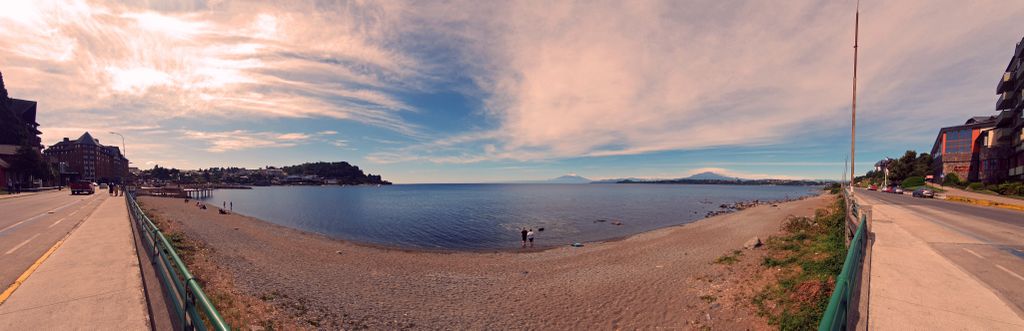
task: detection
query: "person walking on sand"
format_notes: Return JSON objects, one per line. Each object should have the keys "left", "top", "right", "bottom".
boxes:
{"left": 521, "top": 228, "right": 528, "bottom": 248}
{"left": 527, "top": 229, "right": 535, "bottom": 248}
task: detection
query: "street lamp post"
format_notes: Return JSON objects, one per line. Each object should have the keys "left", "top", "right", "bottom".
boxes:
{"left": 109, "top": 131, "right": 126, "bottom": 159}
{"left": 109, "top": 131, "right": 127, "bottom": 184}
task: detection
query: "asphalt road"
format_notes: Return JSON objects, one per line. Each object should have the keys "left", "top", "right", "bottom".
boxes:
{"left": 0, "top": 190, "right": 107, "bottom": 293}
{"left": 860, "top": 189, "right": 1024, "bottom": 316}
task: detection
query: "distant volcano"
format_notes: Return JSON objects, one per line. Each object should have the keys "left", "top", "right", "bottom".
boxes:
{"left": 543, "top": 174, "right": 592, "bottom": 183}
{"left": 682, "top": 171, "right": 740, "bottom": 181}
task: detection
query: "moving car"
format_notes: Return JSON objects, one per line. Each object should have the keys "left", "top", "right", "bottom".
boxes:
{"left": 868, "top": 185, "right": 878, "bottom": 191}
{"left": 69, "top": 180, "right": 95, "bottom": 195}
{"left": 912, "top": 188, "right": 934, "bottom": 198}
{"left": 894, "top": 187, "right": 904, "bottom": 194}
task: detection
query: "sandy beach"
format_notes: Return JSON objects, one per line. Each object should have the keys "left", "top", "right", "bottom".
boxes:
{"left": 139, "top": 193, "right": 830, "bottom": 330}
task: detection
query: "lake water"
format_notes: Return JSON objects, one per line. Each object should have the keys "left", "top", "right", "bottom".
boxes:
{"left": 201, "top": 184, "right": 821, "bottom": 250}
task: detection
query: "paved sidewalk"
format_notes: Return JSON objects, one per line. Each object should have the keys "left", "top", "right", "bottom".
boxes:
{"left": 858, "top": 194, "right": 1024, "bottom": 330}
{"left": 0, "top": 195, "right": 150, "bottom": 329}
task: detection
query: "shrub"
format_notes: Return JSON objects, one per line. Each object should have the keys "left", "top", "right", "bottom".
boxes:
{"left": 901, "top": 176, "right": 925, "bottom": 188}
{"left": 995, "top": 182, "right": 1023, "bottom": 196}
{"left": 967, "top": 182, "right": 985, "bottom": 191}
{"left": 942, "top": 173, "right": 962, "bottom": 187}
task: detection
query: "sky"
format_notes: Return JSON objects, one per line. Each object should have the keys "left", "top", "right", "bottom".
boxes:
{"left": 1, "top": 0, "right": 1022, "bottom": 183}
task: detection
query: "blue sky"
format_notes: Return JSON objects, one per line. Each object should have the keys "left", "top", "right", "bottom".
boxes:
{"left": 1, "top": 1, "right": 1023, "bottom": 183}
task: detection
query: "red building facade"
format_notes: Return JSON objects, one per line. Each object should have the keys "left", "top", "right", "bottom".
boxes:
{"left": 44, "top": 132, "right": 129, "bottom": 183}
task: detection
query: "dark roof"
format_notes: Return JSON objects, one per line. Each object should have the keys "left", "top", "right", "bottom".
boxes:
{"left": 965, "top": 116, "right": 997, "bottom": 125}
{"left": 8, "top": 98, "right": 37, "bottom": 126}
{"left": 77, "top": 132, "right": 98, "bottom": 145}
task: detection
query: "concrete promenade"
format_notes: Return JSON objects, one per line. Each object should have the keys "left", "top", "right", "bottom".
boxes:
{"left": 0, "top": 195, "right": 150, "bottom": 329}
{"left": 858, "top": 190, "right": 1024, "bottom": 330}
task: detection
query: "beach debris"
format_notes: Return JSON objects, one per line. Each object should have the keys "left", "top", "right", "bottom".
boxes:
{"left": 538, "top": 227, "right": 545, "bottom": 232}
{"left": 610, "top": 221, "right": 623, "bottom": 226}
{"left": 233, "top": 227, "right": 239, "bottom": 230}
{"left": 594, "top": 219, "right": 607, "bottom": 223}
{"left": 743, "top": 236, "right": 762, "bottom": 249}
{"left": 336, "top": 250, "right": 344, "bottom": 255}
{"left": 571, "top": 242, "right": 584, "bottom": 247}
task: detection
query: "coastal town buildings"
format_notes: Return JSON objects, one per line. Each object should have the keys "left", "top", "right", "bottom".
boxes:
{"left": 0, "top": 71, "right": 43, "bottom": 189}
{"left": 931, "top": 36, "right": 1024, "bottom": 184}
{"left": 995, "top": 36, "right": 1024, "bottom": 181}
{"left": 43, "top": 132, "right": 129, "bottom": 183}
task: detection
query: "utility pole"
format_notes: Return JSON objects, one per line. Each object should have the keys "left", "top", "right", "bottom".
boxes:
{"left": 850, "top": 1, "right": 860, "bottom": 187}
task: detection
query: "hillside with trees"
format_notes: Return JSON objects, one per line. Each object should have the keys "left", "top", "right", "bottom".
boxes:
{"left": 282, "top": 161, "right": 390, "bottom": 185}
{"left": 857, "top": 150, "right": 932, "bottom": 186}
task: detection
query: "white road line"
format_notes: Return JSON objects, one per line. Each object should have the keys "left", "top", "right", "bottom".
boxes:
{"left": 0, "top": 199, "right": 84, "bottom": 234}
{"left": 996, "top": 264, "right": 1024, "bottom": 282}
{"left": 5, "top": 234, "right": 41, "bottom": 255}
{"left": 963, "top": 248, "right": 986, "bottom": 259}
{"left": 49, "top": 217, "right": 67, "bottom": 228}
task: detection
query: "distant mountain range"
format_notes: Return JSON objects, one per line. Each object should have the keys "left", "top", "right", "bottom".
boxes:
{"left": 682, "top": 171, "right": 740, "bottom": 181}
{"left": 513, "top": 174, "right": 592, "bottom": 184}
{"left": 616, "top": 171, "right": 828, "bottom": 186}
{"left": 516, "top": 172, "right": 829, "bottom": 186}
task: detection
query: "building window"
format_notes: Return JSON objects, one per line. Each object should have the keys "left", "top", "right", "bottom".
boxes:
{"left": 946, "top": 130, "right": 973, "bottom": 153}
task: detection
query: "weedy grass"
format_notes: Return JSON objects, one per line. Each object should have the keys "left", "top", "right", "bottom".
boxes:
{"left": 754, "top": 197, "right": 847, "bottom": 331}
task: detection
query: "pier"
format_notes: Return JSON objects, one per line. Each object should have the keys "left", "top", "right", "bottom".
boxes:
{"left": 183, "top": 187, "right": 214, "bottom": 199}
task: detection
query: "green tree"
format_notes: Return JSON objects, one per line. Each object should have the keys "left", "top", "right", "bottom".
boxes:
{"left": 8, "top": 142, "right": 50, "bottom": 184}
{"left": 943, "top": 173, "right": 962, "bottom": 187}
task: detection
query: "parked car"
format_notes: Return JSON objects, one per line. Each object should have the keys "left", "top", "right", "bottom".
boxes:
{"left": 882, "top": 187, "right": 893, "bottom": 193}
{"left": 894, "top": 187, "right": 904, "bottom": 194}
{"left": 912, "top": 188, "right": 934, "bottom": 198}
{"left": 69, "top": 181, "right": 95, "bottom": 195}
{"left": 868, "top": 185, "right": 878, "bottom": 191}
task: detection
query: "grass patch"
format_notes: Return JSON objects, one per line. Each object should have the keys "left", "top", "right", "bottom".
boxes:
{"left": 754, "top": 197, "right": 847, "bottom": 330}
{"left": 715, "top": 249, "right": 744, "bottom": 265}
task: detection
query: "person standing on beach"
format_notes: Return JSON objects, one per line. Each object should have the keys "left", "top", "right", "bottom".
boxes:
{"left": 223, "top": 201, "right": 227, "bottom": 209}
{"left": 521, "top": 228, "right": 528, "bottom": 248}
{"left": 527, "top": 229, "right": 535, "bottom": 248}
{"left": 230, "top": 201, "right": 233, "bottom": 211}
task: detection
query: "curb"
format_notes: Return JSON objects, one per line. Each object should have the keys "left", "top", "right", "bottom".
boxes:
{"left": 943, "top": 195, "right": 1024, "bottom": 212}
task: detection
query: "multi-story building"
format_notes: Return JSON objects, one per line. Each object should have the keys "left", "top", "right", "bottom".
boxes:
{"left": 44, "top": 132, "right": 129, "bottom": 183}
{"left": 0, "top": 71, "right": 42, "bottom": 189}
{"left": 930, "top": 116, "right": 1002, "bottom": 183}
{"left": 995, "top": 36, "right": 1024, "bottom": 180}
{"left": 931, "top": 36, "right": 1024, "bottom": 184}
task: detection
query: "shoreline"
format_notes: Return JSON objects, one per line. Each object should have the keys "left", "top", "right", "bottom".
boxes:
{"left": 186, "top": 192, "right": 822, "bottom": 254}
{"left": 139, "top": 193, "right": 831, "bottom": 329}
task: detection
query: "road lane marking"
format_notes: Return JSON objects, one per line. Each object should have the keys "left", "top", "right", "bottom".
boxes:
{"left": 5, "top": 234, "right": 41, "bottom": 255}
{"left": 0, "top": 197, "right": 99, "bottom": 305}
{"left": 0, "top": 199, "right": 84, "bottom": 235}
{"left": 48, "top": 217, "right": 67, "bottom": 228}
{"left": 995, "top": 264, "right": 1024, "bottom": 282}
{"left": 963, "top": 248, "right": 986, "bottom": 259}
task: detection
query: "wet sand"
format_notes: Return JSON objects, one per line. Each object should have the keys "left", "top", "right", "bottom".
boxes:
{"left": 139, "top": 193, "right": 829, "bottom": 330}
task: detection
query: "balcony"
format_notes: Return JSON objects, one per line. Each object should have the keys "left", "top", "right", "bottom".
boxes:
{"left": 997, "top": 72, "right": 1013, "bottom": 93}
{"left": 996, "top": 91, "right": 1017, "bottom": 110}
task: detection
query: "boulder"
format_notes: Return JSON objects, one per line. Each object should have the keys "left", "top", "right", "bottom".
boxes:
{"left": 743, "top": 236, "right": 762, "bottom": 249}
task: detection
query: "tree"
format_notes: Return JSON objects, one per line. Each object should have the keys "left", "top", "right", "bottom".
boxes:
{"left": 943, "top": 173, "right": 962, "bottom": 187}
{"left": 8, "top": 142, "right": 49, "bottom": 185}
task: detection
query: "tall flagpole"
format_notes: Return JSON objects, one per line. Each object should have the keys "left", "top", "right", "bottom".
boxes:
{"left": 850, "top": 1, "right": 860, "bottom": 187}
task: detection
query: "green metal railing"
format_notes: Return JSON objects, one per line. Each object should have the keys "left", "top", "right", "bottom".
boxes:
{"left": 818, "top": 190, "right": 869, "bottom": 331}
{"left": 126, "top": 192, "right": 231, "bottom": 331}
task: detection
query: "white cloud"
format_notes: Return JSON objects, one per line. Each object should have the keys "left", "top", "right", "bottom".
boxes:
{"left": 368, "top": 0, "right": 1024, "bottom": 164}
